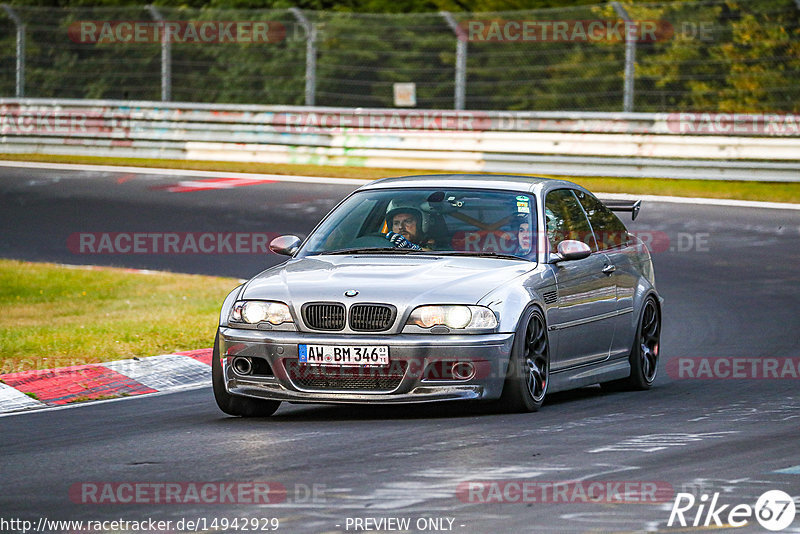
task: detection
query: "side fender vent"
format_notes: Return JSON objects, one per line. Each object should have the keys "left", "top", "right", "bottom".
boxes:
{"left": 543, "top": 290, "right": 558, "bottom": 305}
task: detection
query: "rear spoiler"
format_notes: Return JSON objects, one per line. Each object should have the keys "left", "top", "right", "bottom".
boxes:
{"left": 600, "top": 199, "right": 642, "bottom": 221}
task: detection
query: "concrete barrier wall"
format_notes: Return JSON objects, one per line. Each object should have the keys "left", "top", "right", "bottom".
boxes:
{"left": 2, "top": 99, "right": 799, "bottom": 181}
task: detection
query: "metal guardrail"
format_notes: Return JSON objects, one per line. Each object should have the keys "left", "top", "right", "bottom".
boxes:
{"left": 1, "top": 99, "right": 799, "bottom": 181}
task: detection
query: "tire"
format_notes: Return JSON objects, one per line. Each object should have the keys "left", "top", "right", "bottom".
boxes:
{"left": 212, "top": 331, "right": 281, "bottom": 417}
{"left": 604, "top": 296, "right": 661, "bottom": 391}
{"left": 627, "top": 297, "right": 661, "bottom": 389}
{"left": 497, "top": 308, "right": 550, "bottom": 413}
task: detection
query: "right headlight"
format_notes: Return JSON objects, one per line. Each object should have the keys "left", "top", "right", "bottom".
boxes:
{"left": 406, "top": 305, "right": 497, "bottom": 330}
{"left": 231, "top": 301, "right": 293, "bottom": 325}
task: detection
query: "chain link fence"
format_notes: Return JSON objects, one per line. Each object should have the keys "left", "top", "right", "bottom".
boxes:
{"left": 1, "top": 0, "right": 799, "bottom": 112}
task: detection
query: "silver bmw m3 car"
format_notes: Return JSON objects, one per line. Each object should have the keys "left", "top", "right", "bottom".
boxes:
{"left": 212, "top": 174, "right": 661, "bottom": 416}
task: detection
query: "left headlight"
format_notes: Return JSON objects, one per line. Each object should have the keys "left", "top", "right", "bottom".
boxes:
{"left": 406, "top": 305, "right": 497, "bottom": 330}
{"left": 231, "top": 301, "right": 293, "bottom": 325}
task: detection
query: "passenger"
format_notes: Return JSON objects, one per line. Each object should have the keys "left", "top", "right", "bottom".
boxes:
{"left": 517, "top": 221, "right": 533, "bottom": 255}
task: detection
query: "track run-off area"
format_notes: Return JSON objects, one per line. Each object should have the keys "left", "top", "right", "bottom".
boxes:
{"left": 0, "top": 161, "right": 799, "bottom": 533}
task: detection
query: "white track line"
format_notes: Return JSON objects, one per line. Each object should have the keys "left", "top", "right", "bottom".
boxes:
{"left": 0, "top": 160, "right": 798, "bottom": 210}
{"left": 0, "top": 160, "right": 367, "bottom": 185}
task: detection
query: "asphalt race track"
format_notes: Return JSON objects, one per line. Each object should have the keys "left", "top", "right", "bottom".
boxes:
{"left": 1, "top": 163, "right": 799, "bottom": 533}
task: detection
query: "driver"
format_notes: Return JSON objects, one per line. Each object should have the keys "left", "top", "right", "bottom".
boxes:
{"left": 384, "top": 207, "right": 430, "bottom": 250}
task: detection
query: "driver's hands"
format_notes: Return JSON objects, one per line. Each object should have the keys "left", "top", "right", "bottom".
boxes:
{"left": 385, "top": 231, "right": 421, "bottom": 250}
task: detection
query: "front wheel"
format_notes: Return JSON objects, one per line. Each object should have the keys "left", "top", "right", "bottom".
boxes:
{"left": 497, "top": 308, "right": 549, "bottom": 413}
{"left": 212, "top": 331, "right": 281, "bottom": 417}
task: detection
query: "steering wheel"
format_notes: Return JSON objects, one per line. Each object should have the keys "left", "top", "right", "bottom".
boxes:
{"left": 349, "top": 233, "right": 399, "bottom": 248}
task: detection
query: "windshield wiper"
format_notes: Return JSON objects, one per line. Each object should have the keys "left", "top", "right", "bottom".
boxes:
{"left": 316, "top": 247, "right": 423, "bottom": 255}
{"left": 314, "top": 249, "right": 528, "bottom": 260}
{"left": 424, "top": 251, "right": 529, "bottom": 261}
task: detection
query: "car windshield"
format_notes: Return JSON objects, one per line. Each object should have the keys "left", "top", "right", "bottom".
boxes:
{"left": 298, "top": 188, "right": 536, "bottom": 260}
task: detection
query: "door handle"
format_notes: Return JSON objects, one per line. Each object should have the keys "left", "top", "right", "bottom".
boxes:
{"left": 602, "top": 264, "right": 616, "bottom": 275}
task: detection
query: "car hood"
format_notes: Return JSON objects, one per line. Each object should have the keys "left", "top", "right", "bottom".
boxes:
{"left": 240, "top": 254, "right": 537, "bottom": 308}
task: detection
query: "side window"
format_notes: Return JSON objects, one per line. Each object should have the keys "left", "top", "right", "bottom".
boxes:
{"left": 544, "top": 189, "right": 596, "bottom": 253}
{"left": 575, "top": 190, "right": 630, "bottom": 251}
{"left": 313, "top": 198, "right": 378, "bottom": 250}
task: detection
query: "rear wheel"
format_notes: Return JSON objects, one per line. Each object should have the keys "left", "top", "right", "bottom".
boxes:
{"left": 604, "top": 296, "right": 660, "bottom": 391}
{"left": 498, "top": 308, "right": 549, "bottom": 413}
{"left": 212, "top": 331, "right": 281, "bottom": 417}
{"left": 627, "top": 297, "right": 660, "bottom": 389}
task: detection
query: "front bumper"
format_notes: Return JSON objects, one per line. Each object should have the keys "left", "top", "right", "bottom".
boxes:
{"left": 218, "top": 327, "right": 515, "bottom": 404}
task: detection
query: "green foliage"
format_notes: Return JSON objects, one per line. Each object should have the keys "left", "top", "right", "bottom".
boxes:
{"left": 4, "top": 0, "right": 601, "bottom": 9}
{"left": 632, "top": 0, "right": 800, "bottom": 111}
{"left": 0, "top": 0, "right": 798, "bottom": 111}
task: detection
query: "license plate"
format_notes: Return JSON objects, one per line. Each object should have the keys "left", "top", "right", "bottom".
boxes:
{"left": 298, "top": 344, "right": 389, "bottom": 366}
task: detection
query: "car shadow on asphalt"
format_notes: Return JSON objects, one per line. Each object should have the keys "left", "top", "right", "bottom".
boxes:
{"left": 208, "top": 385, "right": 615, "bottom": 423}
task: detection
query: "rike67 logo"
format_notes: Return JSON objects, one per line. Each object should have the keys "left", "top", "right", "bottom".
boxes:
{"left": 668, "top": 490, "right": 796, "bottom": 531}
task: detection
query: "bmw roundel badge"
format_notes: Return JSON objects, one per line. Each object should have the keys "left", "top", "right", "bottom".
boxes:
{"left": 344, "top": 289, "right": 359, "bottom": 297}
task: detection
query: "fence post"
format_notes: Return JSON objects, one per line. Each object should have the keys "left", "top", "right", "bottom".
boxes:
{"left": 146, "top": 5, "right": 171, "bottom": 102}
{"left": 440, "top": 11, "right": 466, "bottom": 110}
{"left": 290, "top": 8, "right": 316, "bottom": 107}
{"left": 2, "top": 4, "right": 25, "bottom": 98}
{"left": 611, "top": 2, "right": 635, "bottom": 112}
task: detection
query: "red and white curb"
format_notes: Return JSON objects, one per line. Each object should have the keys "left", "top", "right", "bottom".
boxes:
{"left": 0, "top": 349, "right": 212, "bottom": 415}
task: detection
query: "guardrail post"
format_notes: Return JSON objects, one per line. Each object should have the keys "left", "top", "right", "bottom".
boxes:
{"left": 611, "top": 2, "right": 635, "bottom": 112}
{"left": 290, "top": 8, "right": 316, "bottom": 107}
{"left": 2, "top": 4, "right": 25, "bottom": 97}
{"left": 440, "top": 11, "right": 467, "bottom": 110}
{"left": 146, "top": 5, "right": 171, "bottom": 102}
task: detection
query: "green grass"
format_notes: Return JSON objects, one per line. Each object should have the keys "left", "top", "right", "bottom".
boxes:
{"left": 561, "top": 176, "right": 800, "bottom": 204}
{"left": 0, "top": 259, "right": 239, "bottom": 373}
{"left": 1, "top": 153, "right": 798, "bottom": 203}
{"left": 67, "top": 393, "right": 128, "bottom": 404}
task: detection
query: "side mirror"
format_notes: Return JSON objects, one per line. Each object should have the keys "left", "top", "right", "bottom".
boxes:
{"left": 551, "top": 240, "right": 592, "bottom": 263}
{"left": 269, "top": 235, "right": 302, "bottom": 256}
